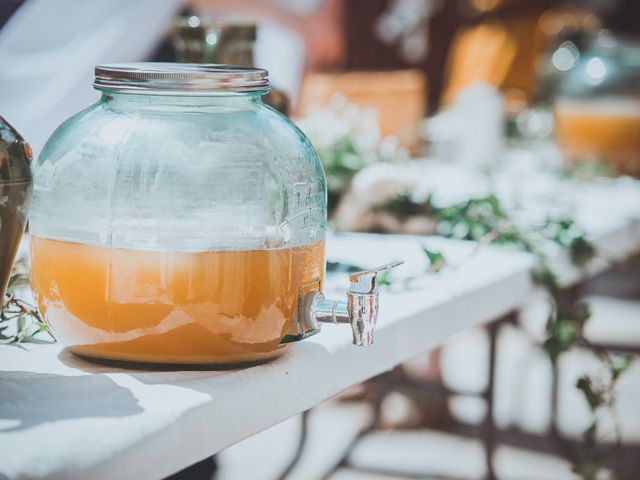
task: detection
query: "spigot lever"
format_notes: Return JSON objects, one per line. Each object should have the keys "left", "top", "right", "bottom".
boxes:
{"left": 349, "top": 260, "right": 404, "bottom": 294}
{"left": 346, "top": 261, "right": 403, "bottom": 346}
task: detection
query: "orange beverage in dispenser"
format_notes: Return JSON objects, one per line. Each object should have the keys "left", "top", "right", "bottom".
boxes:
{"left": 30, "top": 236, "right": 324, "bottom": 364}
{"left": 554, "top": 97, "right": 640, "bottom": 176}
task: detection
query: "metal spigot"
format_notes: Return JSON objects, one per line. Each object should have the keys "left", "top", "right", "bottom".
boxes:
{"left": 282, "top": 261, "right": 403, "bottom": 346}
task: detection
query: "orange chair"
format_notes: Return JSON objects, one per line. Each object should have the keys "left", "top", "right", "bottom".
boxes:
{"left": 297, "top": 69, "right": 427, "bottom": 151}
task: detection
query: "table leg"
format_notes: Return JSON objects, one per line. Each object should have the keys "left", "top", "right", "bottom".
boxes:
{"left": 483, "top": 319, "right": 499, "bottom": 480}
{"left": 275, "top": 410, "right": 310, "bottom": 480}
{"left": 165, "top": 456, "right": 217, "bottom": 480}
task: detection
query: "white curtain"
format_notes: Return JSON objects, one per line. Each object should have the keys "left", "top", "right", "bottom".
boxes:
{"left": 0, "top": 0, "right": 185, "bottom": 154}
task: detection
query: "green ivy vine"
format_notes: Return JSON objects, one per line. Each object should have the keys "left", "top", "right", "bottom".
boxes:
{"left": 375, "top": 192, "right": 633, "bottom": 479}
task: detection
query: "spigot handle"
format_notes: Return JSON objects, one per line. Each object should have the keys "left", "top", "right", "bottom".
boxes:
{"left": 349, "top": 260, "right": 404, "bottom": 294}
{"left": 348, "top": 260, "right": 403, "bottom": 346}
{"left": 290, "top": 261, "right": 405, "bottom": 348}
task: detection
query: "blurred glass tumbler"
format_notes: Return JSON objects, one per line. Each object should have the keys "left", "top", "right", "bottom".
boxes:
{"left": 173, "top": 17, "right": 290, "bottom": 115}
{"left": 174, "top": 17, "right": 256, "bottom": 66}
{"left": 0, "top": 116, "right": 32, "bottom": 304}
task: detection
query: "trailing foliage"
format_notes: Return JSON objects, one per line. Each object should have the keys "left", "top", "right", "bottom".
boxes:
{"left": 1, "top": 257, "right": 48, "bottom": 343}
{"left": 376, "top": 192, "right": 633, "bottom": 479}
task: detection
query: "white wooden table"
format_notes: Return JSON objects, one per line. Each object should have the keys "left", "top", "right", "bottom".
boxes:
{"left": 2, "top": 163, "right": 640, "bottom": 480}
{"left": 1, "top": 234, "right": 537, "bottom": 480}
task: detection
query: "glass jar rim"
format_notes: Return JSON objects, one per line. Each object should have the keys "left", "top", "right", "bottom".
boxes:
{"left": 94, "top": 62, "right": 270, "bottom": 93}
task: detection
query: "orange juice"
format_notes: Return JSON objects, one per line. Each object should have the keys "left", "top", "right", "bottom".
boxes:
{"left": 554, "top": 98, "right": 640, "bottom": 176}
{"left": 30, "top": 237, "right": 324, "bottom": 365}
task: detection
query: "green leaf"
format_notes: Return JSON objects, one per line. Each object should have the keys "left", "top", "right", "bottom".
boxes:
{"left": 611, "top": 355, "right": 632, "bottom": 381}
{"left": 326, "top": 260, "right": 363, "bottom": 274}
{"left": 572, "top": 303, "right": 591, "bottom": 325}
{"left": 533, "top": 265, "right": 560, "bottom": 297}
{"left": 576, "top": 376, "right": 604, "bottom": 411}
{"left": 582, "top": 422, "right": 598, "bottom": 448}
{"left": 35, "top": 323, "right": 49, "bottom": 334}
{"left": 570, "top": 237, "right": 597, "bottom": 269}
{"left": 374, "top": 193, "right": 432, "bottom": 217}
{"left": 572, "top": 457, "right": 605, "bottom": 480}
{"left": 422, "top": 246, "right": 446, "bottom": 273}
{"left": 376, "top": 270, "right": 392, "bottom": 287}
{"left": 17, "top": 315, "right": 26, "bottom": 335}
{"left": 543, "top": 337, "right": 562, "bottom": 364}
{"left": 555, "top": 318, "right": 578, "bottom": 344}
{"left": 565, "top": 159, "right": 614, "bottom": 180}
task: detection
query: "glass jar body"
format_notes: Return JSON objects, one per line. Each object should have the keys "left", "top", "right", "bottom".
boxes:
{"left": 29, "top": 91, "right": 327, "bottom": 365}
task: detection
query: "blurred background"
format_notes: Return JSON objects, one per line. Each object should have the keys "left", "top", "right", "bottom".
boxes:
{"left": 2, "top": 0, "right": 640, "bottom": 479}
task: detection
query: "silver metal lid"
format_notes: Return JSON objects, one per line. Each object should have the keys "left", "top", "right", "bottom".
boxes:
{"left": 94, "top": 63, "right": 269, "bottom": 93}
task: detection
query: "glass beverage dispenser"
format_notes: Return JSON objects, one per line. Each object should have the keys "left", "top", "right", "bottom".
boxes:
{"left": 554, "top": 32, "right": 640, "bottom": 176}
{"left": 29, "top": 64, "right": 398, "bottom": 365}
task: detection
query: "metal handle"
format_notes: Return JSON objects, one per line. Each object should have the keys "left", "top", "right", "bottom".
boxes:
{"left": 349, "top": 260, "right": 404, "bottom": 294}
{"left": 347, "top": 261, "right": 403, "bottom": 346}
